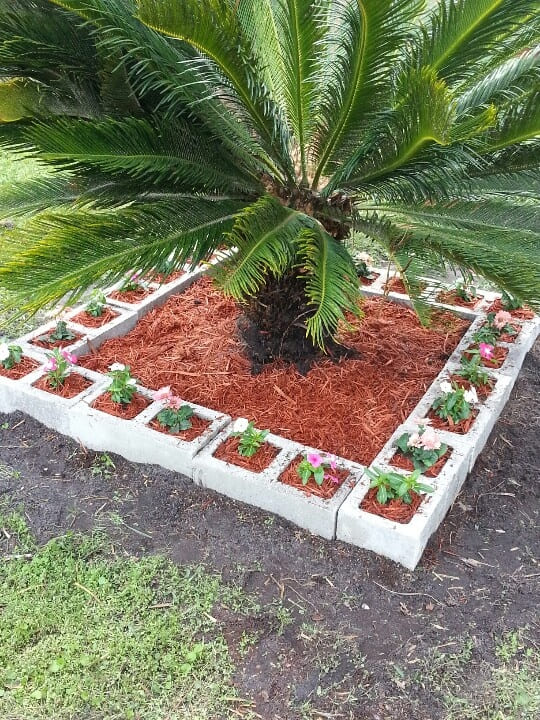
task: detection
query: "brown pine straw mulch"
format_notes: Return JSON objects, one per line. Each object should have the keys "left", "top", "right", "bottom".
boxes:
{"left": 487, "top": 298, "right": 535, "bottom": 320}
{"left": 79, "top": 278, "right": 470, "bottom": 466}
{"left": 31, "top": 332, "right": 82, "bottom": 350}
{"left": 92, "top": 392, "right": 150, "bottom": 419}
{"left": 360, "top": 487, "right": 424, "bottom": 524}
{"left": 279, "top": 460, "right": 351, "bottom": 500}
{"left": 108, "top": 288, "right": 152, "bottom": 304}
{"left": 149, "top": 415, "right": 210, "bottom": 443}
{"left": 213, "top": 436, "right": 278, "bottom": 473}
{"left": 71, "top": 308, "right": 119, "bottom": 329}
{"left": 436, "top": 290, "right": 483, "bottom": 308}
{"left": 427, "top": 409, "right": 478, "bottom": 435}
{"left": 0, "top": 356, "right": 39, "bottom": 380}
{"left": 33, "top": 373, "right": 92, "bottom": 399}
{"left": 390, "top": 449, "right": 451, "bottom": 478}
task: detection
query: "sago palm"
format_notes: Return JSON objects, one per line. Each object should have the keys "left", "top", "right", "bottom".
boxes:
{"left": 0, "top": 0, "right": 538, "bottom": 361}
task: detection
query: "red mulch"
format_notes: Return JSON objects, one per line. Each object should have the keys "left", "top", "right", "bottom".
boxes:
{"left": 279, "top": 459, "right": 351, "bottom": 500}
{"left": 152, "top": 270, "right": 186, "bottom": 285}
{"left": 499, "top": 324, "right": 521, "bottom": 343}
{"left": 487, "top": 299, "right": 535, "bottom": 320}
{"left": 390, "top": 449, "right": 450, "bottom": 478}
{"left": 427, "top": 408, "right": 478, "bottom": 435}
{"left": 213, "top": 435, "right": 278, "bottom": 473}
{"left": 33, "top": 373, "right": 92, "bottom": 399}
{"left": 31, "top": 331, "right": 82, "bottom": 350}
{"left": 92, "top": 392, "right": 150, "bottom": 419}
{"left": 149, "top": 414, "right": 210, "bottom": 442}
{"left": 360, "top": 487, "right": 424, "bottom": 524}
{"left": 465, "top": 344, "right": 508, "bottom": 369}
{"left": 449, "top": 374, "right": 493, "bottom": 399}
{"left": 79, "top": 278, "right": 469, "bottom": 465}
{"left": 384, "top": 277, "right": 407, "bottom": 294}
{"left": 436, "top": 290, "right": 483, "bottom": 308}
{"left": 359, "top": 273, "right": 380, "bottom": 286}
{"left": 108, "top": 288, "right": 152, "bottom": 304}
{"left": 71, "top": 308, "right": 119, "bottom": 329}
{"left": 0, "top": 356, "right": 39, "bottom": 380}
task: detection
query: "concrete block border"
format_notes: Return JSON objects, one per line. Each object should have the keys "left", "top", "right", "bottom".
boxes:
{"left": 1, "top": 263, "right": 538, "bottom": 568}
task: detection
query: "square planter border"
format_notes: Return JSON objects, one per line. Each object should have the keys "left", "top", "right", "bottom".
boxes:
{"left": 1, "top": 262, "right": 538, "bottom": 568}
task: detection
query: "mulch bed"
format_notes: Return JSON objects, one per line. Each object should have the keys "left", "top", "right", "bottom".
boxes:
{"left": 0, "top": 356, "right": 39, "bottom": 380}
{"left": 498, "top": 324, "right": 521, "bottom": 343}
{"left": 33, "top": 373, "right": 92, "bottom": 399}
{"left": 279, "top": 459, "right": 350, "bottom": 500}
{"left": 213, "top": 435, "right": 278, "bottom": 473}
{"left": 449, "top": 374, "right": 494, "bottom": 399}
{"left": 152, "top": 270, "right": 186, "bottom": 285}
{"left": 487, "top": 298, "right": 535, "bottom": 320}
{"left": 390, "top": 449, "right": 450, "bottom": 478}
{"left": 79, "top": 277, "right": 469, "bottom": 465}
{"left": 71, "top": 307, "right": 119, "bottom": 329}
{"left": 148, "top": 415, "right": 210, "bottom": 443}
{"left": 384, "top": 277, "right": 407, "bottom": 294}
{"left": 92, "top": 392, "right": 150, "bottom": 419}
{"left": 436, "top": 290, "right": 483, "bottom": 308}
{"left": 360, "top": 487, "right": 424, "bottom": 524}
{"left": 427, "top": 409, "right": 478, "bottom": 435}
{"left": 31, "top": 331, "right": 82, "bottom": 350}
{"left": 108, "top": 288, "right": 152, "bottom": 304}
{"left": 465, "top": 344, "right": 509, "bottom": 369}
{"left": 359, "top": 273, "right": 380, "bottom": 286}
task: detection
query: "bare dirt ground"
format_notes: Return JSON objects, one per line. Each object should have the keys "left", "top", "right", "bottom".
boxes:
{"left": 0, "top": 342, "right": 538, "bottom": 720}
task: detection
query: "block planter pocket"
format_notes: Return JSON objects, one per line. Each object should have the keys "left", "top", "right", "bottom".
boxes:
{"left": 20, "top": 320, "right": 92, "bottom": 358}
{"left": 105, "top": 272, "right": 200, "bottom": 320}
{"left": 193, "top": 421, "right": 365, "bottom": 539}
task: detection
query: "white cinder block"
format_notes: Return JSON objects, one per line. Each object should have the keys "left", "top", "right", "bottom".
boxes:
{"left": 193, "top": 419, "right": 365, "bottom": 539}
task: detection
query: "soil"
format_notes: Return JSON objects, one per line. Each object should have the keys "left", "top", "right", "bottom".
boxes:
{"left": 0, "top": 340, "right": 538, "bottom": 720}
{"left": 436, "top": 290, "right": 483, "bottom": 308}
{"left": 449, "top": 374, "right": 494, "bottom": 399}
{"left": 148, "top": 415, "right": 210, "bottom": 443}
{"left": 213, "top": 436, "right": 278, "bottom": 473}
{"left": 279, "top": 459, "right": 351, "bottom": 500}
{"left": 0, "top": 356, "right": 39, "bottom": 380}
{"left": 487, "top": 298, "right": 535, "bottom": 319}
{"left": 427, "top": 408, "right": 478, "bottom": 434}
{"left": 31, "top": 331, "right": 82, "bottom": 350}
{"left": 71, "top": 307, "right": 119, "bottom": 328}
{"left": 359, "top": 272, "right": 380, "bottom": 286}
{"left": 465, "top": 344, "right": 509, "bottom": 368}
{"left": 79, "top": 278, "right": 469, "bottom": 466}
{"left": 360, "top": 486, "right": 424, "bottom": 523}
{"left": 108, "top": 287, "right": 152, "bottom": 304}
{"left": 91, "top": 391, "right": 150, "bottom": 419}
{"left": 390, "top": 449, "right": 451, "bottom": 478}
{"left": 33, "top": 373, "right": 92, "bottom": 399}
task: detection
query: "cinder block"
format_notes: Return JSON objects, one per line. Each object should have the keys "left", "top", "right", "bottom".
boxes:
{"left": 19, "top": 320, "right": 93, "bottom": 358}
{"left": 65, "top": 305, "right": 139, "bottom": 351}
{"left": 193, "top": 419, "right": 365, "bottom": 539}
{"left": 69, "top": 383, "right": 230, "bottom": 478}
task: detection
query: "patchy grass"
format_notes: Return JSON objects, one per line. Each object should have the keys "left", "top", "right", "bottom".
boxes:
{"left": 0, "top": 507, "right": 252, "bottom": 720}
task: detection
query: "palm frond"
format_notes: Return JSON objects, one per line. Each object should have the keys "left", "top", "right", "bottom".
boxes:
{"left": 215, "top": 195, "right": 309, "bottom": 299}
{"left": 297, "top": 224, "right": 361, "bottom": 348}
{"left": 0, "top": 197, "right": 247, "bottom": 313}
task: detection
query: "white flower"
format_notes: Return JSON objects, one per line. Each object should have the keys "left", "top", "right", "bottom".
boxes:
{"left": 127, "top": 378, "right": 137, "bottom": 386}
{"left": 0, "top": 343, "right": 10, "bottom": 362}
{"left": 440, "top": 381, "right": 453, "bottom": 395}
{"left": 464, "top": 387, "right": 478, "bottom": 404}
{"left": 234, "top": 418, "right": 249, "bottom": 433}
{"left": 357, "top": 251, "right": 372, "bottom": 264}
{"left": 407, "top": 432, "right": 423, "bottom": 449}
{"left": 109, "top": 363, "right": 125, "bottom": 372}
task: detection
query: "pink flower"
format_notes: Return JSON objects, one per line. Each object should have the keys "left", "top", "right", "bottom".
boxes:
{"left": 493, "top": 310, "right": 512, "bottom": 330}
{"left": 327, "top": 455, "right": 338, "bottom": 471}
{"left": 154, "top": 386, "right": 172, "bottom": 401}
{"left": 479, "top": 343, "right": 494, "bottom": 360}
{"left": 420, "top": 427, "right": 442, "bottom": 451}
{"left": 407, "top": 432, "right": 424, "bottom": 449}
{"left": 130, "top": 271, "right": 141, "bottom": 282}
{"left": 60, "top": 350, "right": 77, "bottom": 365}
{"left": 307, "top": 452, "right": 323, "bottom": 468}
{"left": 44, "top": 356, "right": 58, "bottom": 372}
{"left": 167, "top": 396, "right": 183, "bottom": 410}
{"left": 324, "top": 473, "right": 340, "bottom": 485}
